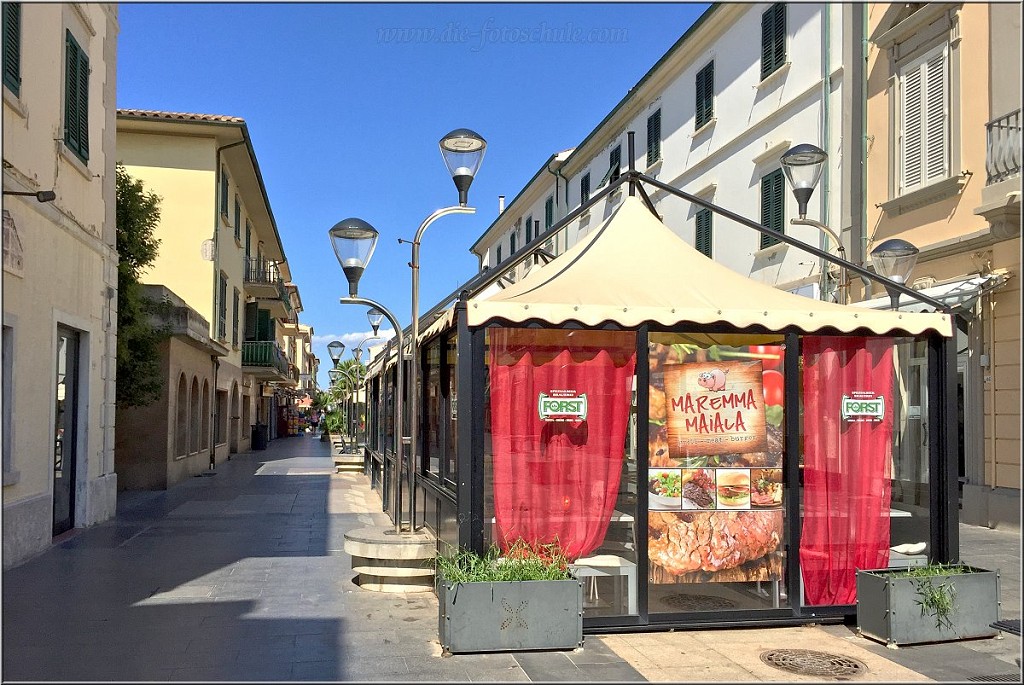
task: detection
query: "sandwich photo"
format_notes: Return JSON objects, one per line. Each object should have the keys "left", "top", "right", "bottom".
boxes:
{"left": 716, "top": 469, "right": 750, "bottom": 509}
{"left": 750, "top": 468, "right": 783, "bottom": 507}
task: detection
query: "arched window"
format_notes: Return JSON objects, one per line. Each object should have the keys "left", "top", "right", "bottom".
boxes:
{"left": 175, "top": 374, "right": 188, "bottom": 457}
{"left": 189, "top": 378, "right": 200, "bottom": 454}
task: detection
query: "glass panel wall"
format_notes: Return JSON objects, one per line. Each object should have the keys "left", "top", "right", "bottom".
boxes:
{"left": 484, "top": 327, "right": 639, "bottom": 617}
{"left": 647, "top": 333, "right": 789, "bottom": 614}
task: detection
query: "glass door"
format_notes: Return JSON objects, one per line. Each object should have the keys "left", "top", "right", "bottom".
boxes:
{"left": 53, "top": 327, "right": 79, "bottom": 537}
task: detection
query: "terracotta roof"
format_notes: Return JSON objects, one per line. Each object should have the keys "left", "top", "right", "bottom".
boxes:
{"left": 116, "top": 109, "right": 245, "bottom": 124}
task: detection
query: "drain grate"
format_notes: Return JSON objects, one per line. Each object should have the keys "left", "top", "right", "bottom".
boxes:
{"left": 966, "top": 675, "right": 1023, "bottom": 682}
{"left": 660, "top": 593, "right": 736, "bottom": 612}
{"left": 760, "top": 649, "right": 867, "bottom": 680}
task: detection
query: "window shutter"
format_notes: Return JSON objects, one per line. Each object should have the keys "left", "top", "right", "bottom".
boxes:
{"left": 3, "top": 3, "right": 21, "bottom": 96}
{"left": 760, "top": 169, "right": 784, "bottom": 249}
{"left": 524, "top": 215, "right": 532, "bottom": 240}
{"left": 696, "top": 62, "right": 714, "bottom": 129}
{"left": 245, "top": 221, "right": 252, "bottom": 262}
{"left": 924, "top": 46, "right": 948, "bottom": 182}
{"left": 244, "top": 301, "right": 258, "bottom": 340}
{"left": 64, "top": 32, "right": 80, "bottom": 155}
{"left": 232, "top": 289, "right": 240, "bottom": 347}
{"left": 77, "top": 49, "right": 89, "bottom": 160}
{"left": 647, "top": 109, "right": 662, "bottom": 165}
{"left": 524, "top": 218, "right": 532, "bottom": 243}
{"left": 610, "top": 146, "right": 621, "bottom": 182}
{"left": 233, "top": 196, "right": 241, "bottom": 239}
{"left": 545, "top": 196, "right": 554, "bottom": 229}
{"left": 696, "top": 208, "right": 712, "bottom": 257}
{"left": 900, "top": 62, "right": 923, "bottom": 191}
{"left": 496, "top": 245, "right": 501, "bottom": 264}
{"left": 510, "top": 231, "right": 516, "bottom": 254}
{"left": 580, "top": 173, "right": 590, "bottom": 204}
{"left": 772, "top": 4, "right": 786, "bottom": 73}
{"left": 761, "top": 7, "right": 774, "bottom": 79}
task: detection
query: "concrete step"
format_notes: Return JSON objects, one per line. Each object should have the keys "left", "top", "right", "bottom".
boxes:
{"left": 344, "top": 526, "right": 436, "bottom": 593}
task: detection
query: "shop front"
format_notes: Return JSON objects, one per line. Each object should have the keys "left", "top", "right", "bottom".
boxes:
{"left": 362, "top": 195, "right": 956, "bottom": 632}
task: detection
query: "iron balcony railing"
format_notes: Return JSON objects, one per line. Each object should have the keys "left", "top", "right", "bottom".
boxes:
{"left": 986, "top": 109, "right": 1021, "bottom": 185}
{"left": 241, "top": 340, "right": 290, "bottom": 376}
{"left": 245, "top": 257, "right": 283, "bottom": 287}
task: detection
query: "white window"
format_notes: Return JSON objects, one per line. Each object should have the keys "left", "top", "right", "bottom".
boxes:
{"left": 898, "top": 43, "right": 949, "bottom": 194}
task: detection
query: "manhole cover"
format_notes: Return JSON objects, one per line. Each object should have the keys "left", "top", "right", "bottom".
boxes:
{"left": 660, "top": 593, "right": 736, "bottom": 612}
{"left": 760, "top": 649, "right": 867, "bottom": 679}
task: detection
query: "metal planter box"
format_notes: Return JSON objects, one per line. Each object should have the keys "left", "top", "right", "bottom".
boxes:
{"left": 856, "top": 566, "right": 1000, "bottom": 647}
{"left": 437, "top": 577, "right": 583, "bottom": 654}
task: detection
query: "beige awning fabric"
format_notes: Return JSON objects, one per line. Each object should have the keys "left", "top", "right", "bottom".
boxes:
{"left": 466, "top": 196, "right": 953, "bottom": 338}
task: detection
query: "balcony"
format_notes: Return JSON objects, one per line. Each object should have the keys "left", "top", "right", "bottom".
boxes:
{"left": 241, "top": 340, "right": 291, "bottom": 381}
{"left": 976, "top": 109, "right": 1022, "bottom": 240}
{"left": 986, "top": 109, "right": 1021, "bottom": 185}
{"left": 245, "top": 257, "right": 284, "bottom": 297}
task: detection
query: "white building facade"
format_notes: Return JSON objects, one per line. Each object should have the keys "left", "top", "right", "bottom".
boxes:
{"left": 472, "top": 3, "right": 866, "bottom": 305}
{"left": 3, "top": 3, "right": 121, "bottom": 567}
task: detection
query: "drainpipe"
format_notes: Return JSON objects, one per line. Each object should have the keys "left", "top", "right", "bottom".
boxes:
{"left": 858, "top": 5, "right": 872, "bottom": 294}
{"left": 546, "top": 160, "right": 570, "bottom": 251}
{"left": 820, "top": 5, "right": 832, "bottom": 300}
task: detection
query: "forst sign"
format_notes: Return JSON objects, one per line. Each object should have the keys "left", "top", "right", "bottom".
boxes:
{"left": 538, "top": 390, "right": 588, "bottom": 422}
{"left": 841, "top": 392, "right": 885, "bottom": 422}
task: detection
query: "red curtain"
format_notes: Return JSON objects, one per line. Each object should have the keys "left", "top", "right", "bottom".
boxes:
{"left": 800, "top": 336, "right": 894, "bottom": 605}
{"left": 489, "top": 329, "right": 636, "bottom": 560}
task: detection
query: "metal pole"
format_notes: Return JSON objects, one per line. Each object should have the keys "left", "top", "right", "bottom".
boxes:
{"left": 340, "top": 295, "right": 405, "bottom": 533}
{"left": 790, "top": 217, "right": 849, "bottom": 304}
{"left": 408, "top": 205, "right": 475, "bottom": 531}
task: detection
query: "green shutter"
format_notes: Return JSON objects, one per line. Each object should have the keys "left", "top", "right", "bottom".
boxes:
{"left": 244, "top": 301, "right": 258, "bottom": 340}
{"left": 63, "top": 30, "right": 89, "bottom": 162}
{"left": 761, "top": 7, "right": 774, "bottom": 80}
{"left": 773, "top": 4, "right": 787, "bottom": 73}
{"left": 510, "top": 231, "right": 516, "bottom": 254}
{"left": 580, "top": 173, "right": 590, "bottom": 204}
{"left": 696, "top": 62, "right": 714, "bottom": 129}
{"left": 525, "top": 219, "right": 532, "bottom": 243}
{"left": 525, "top": 215, "right": 532, "bottom": 239}
{"left": 3, "top": 3, "right": 21, "bottom": 96}
{"left": 496, "top": 245, "right": 501, "bottom": 264}
{"left": 760, "top": 169, "right": 785, "bottom": 249}
{"left": 233, "top": 196, "right": 241, "bottom": 239}
{"left": 647, "top": 109, "right": 661, "bottom": 165}
{"left": 545, "top": 197, "right": 554, "bottom": 229}
{"left": 220, "top": 167, "right": 229, "bottom": 215}
{"left": 245, "top": 221, "right": 252, "bottom": 262}
{"left": 696, "top": 208, "right": 712, "bottom": 257}
{"left": 232, "top": 288, "right": 240, "bottom": 346}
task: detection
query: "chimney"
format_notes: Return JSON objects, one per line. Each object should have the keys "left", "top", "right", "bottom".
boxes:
{"left": 498, "top": 195, "right": 505, "bottom": 213}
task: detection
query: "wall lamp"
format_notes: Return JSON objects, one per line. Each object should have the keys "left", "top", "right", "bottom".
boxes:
{"left": 4, "top": 189, "right": 56, "bottom": 203}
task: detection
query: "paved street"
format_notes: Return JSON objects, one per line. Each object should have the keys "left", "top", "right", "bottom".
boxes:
{"left": 2, "top": 435, "right": 1020, "bottom": 682}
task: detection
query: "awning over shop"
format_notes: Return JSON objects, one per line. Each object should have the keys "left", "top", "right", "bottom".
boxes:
{"left": 851, "top": 272, "right": 1010, "bottom": 314}
{"left": 466, "top": 196, "right": 953, "bottom": 338}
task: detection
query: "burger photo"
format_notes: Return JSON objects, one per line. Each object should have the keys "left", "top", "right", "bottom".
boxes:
{"left": 716, "top": 469, "right": 750, "bottom": 509}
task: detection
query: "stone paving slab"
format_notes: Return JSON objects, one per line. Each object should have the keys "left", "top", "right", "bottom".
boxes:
{"left": 3, "top": 433, "right": 1019, "bottom": 682}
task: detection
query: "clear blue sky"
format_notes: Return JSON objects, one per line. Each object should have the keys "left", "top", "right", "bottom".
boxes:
{"left": 116, "top": 2, "right": 710, "bottom": 390}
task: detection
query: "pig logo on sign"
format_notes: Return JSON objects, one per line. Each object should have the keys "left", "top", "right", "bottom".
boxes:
{"left": 697, "top": 368, "right": 729, "bottom": 392}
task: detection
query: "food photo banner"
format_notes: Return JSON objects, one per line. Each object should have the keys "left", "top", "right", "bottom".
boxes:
{"left": 664, "top": 361, "right": 768, "bottom": 456}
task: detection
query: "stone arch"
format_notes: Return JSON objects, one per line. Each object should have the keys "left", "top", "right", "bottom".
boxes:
{"left": 189, "top": 377, "right": 200, "bottom": 454}
{"left": 175, "top": 373, "right": 188, "bottom": 457}
{"left": 200, "top": 379, "right": 210, "bottom": 451}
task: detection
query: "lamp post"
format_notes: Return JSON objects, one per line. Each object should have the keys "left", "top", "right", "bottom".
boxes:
{"left": 352, "top": 336, "right": 379, "bottom": 449}
{"left": 330, "top": 217, "right": 408, "bottom": 533}
{"left": 327, "top": 340, "right": 345, "bottom": 366}
{"left": 406, "top": 128, "right": 486, "bottom": 531}
{"left": 780, "top": 143, "right": 848, "bottom": 304}
{"left": 870, "top": 238, "right": 921, "bottom": 310}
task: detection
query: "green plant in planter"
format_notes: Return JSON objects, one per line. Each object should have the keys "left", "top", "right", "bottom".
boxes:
{"left": 888, "top": 562, "right": 967, "bottom": 631}
{"left": 435, "top": 539, "right": 574, "bottom": 586}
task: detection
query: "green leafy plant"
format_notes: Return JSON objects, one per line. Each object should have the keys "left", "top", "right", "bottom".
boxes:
{"left": 889, "top": 562, "right": 969, "bottom": 631}
{"left": 435, "top": 540, "right": 574, "bottom": 586}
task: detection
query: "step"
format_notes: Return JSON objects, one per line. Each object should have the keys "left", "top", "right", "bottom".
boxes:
{"left": 344, "top": 526, "right": 436, "bottom": 593}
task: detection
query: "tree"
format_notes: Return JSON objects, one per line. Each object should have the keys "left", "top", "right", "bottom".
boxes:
{"left": 115, "top": 163, "right": 166, "bottom": 407}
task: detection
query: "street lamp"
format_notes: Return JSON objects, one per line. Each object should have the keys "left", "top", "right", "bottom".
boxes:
{"left": 871, "top": 238, "right": 921, "bottom": 310}
{"left": 407, "top": 128, "right": 486, "bottom": 531}
{"left": 329, "top": 217, "right": 408, "bottom": 533}
{"left": 367, "top": 308, "right": 384, "bottom": 336}
{"left": 780, "top": 143, "right": 848, "bottom": 304}
{"left": 327, "top": 340, "right": 345, "bottom": 366}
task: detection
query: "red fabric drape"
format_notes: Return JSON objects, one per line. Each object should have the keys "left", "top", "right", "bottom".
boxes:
{"left": 800, "top": 336, "right": 894, "bottom": 605}
{"left": 489, "top": 331, "right": 636, "bottom": 560}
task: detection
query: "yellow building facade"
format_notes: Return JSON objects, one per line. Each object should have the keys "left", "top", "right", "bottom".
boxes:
{"left": 865, "top": 2, "right": 1020, "bottom": 529}
{"left": 115, "top": 111, "right": 300, "bottom": 488}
